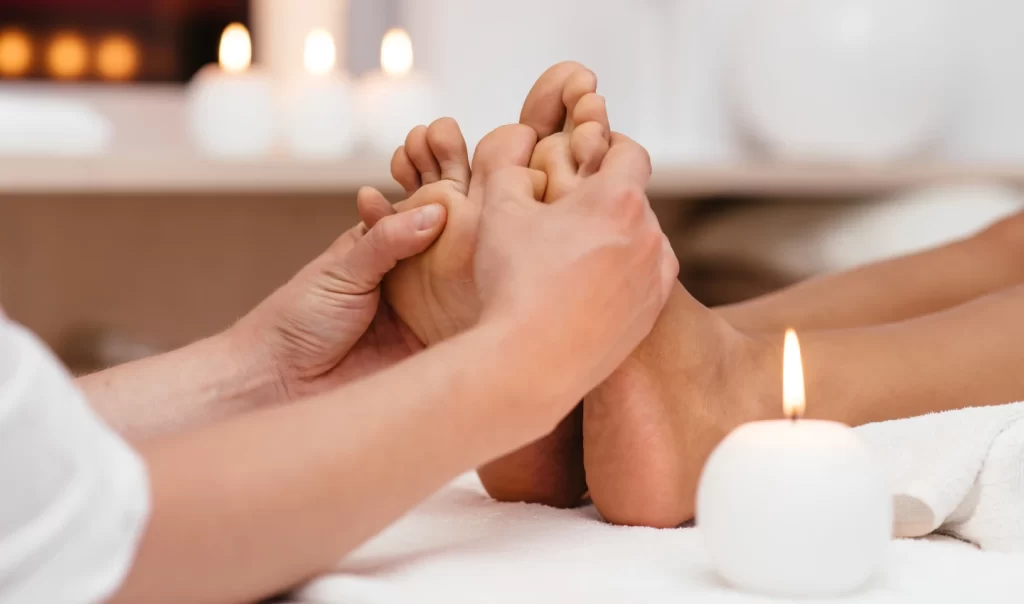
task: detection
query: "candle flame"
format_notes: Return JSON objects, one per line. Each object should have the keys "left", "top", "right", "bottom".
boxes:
{"left": 782, "top": 328, "right": 806, "bottom": 419}
{"left": 380, "top": 28, "right": 413, "bottom": 76}
{"left": 304, "top": 28, "right": 336, "bottom": 75}
{"left": 218, "top": 23, "right": 251, "bottom": 74}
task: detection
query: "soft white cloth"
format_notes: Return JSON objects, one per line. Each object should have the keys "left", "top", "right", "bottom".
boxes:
{"left": 0, "top": 94, "right": 113, "bottom": 156}
{"left": 295, "top": 404, "right": 1024, "bottom": 603}
{"left": 0, "top": 320, "right": 150, "bottom": 603}
{"left": 857, "top": 403, "right": 1024, "bottom": 550}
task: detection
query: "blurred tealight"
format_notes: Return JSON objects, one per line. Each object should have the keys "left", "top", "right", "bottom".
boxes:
{"left": 0, "top": 27, "right": 33, "bottom": 78}
{"left": 46, "top": 31, "right": 88, "bottom": 80}
{"left": 187, "top": 23, "right": 275, "bottom": 159}
{"left": 282, "top": 28, "right": 356, "bottom": 159}
{"left": 96, "top": 34, "right": 140, "bottom": 81}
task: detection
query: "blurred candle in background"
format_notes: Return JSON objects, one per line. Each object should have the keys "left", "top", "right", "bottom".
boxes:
{"left": 355, "top": 28, "right": 437, "bottom": 155}
{"left": 0, "top": 27, "right": 33, "bottom": 78}
{"left": 46, "top": 31, "right": 88, "bottom": 80}
{"left": 283, "top": 28, "right": 356, "bottom": 159}
{"left": 252, "top": 0, "right": 349, "bottom": 81}
{"left": 95, "top": 33, "right": 140, "bottom": 81}
{"left": 187, "top": 23, "right": 275, "bottom": 158}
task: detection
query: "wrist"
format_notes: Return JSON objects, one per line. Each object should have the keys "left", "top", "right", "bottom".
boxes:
{"left": 216, "top": 323, "right": 291, "bottom": 407}
{"left": 464, "top": 313, "right": 583, "bottom": 441}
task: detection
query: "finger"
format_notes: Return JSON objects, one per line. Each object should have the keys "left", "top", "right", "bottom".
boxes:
{"left": 659, "top": 234, "right": 680, "bottom": 307}
{"left": 601, "top": 132, "right": 653, "bottom": 191}
{"left": 341, "top": 204, "right": 448, "bottom": 291}
{"left": 390, "top": 146, "right": 421, "bottom": 194}
{"left": 519, "top": 61, "right": 590, "bottom": 138}
{"left": 561, "top": 68, "right": 598, "bottom": 132}
{"left": 485, "top": 166, "right": 548, "bottom": 205}
{"left": 357, "top": 186, "right": 396, "bottom": 228}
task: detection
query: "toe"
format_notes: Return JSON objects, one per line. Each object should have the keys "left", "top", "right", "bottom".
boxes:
{"left": 571, "top": 121, "right": 610, "bottom": 177}
{"left": 519, "top": 61, "right": 593, "bottom": 138}
{"left": 529, "top": 133, "right": 577, "bottom": 202}
{"left": 571, "top": 93, "right": 610, "bottom": 141}
{"left": 561, "top": 69, "right": 599, "bottom": 133}
{"left": 390, "top": 146, "right": 421, "bottom": 194}
{"left": 470, "top": 124, "right": 538, "bottom": 191}
{"left": 425, "top": 117, "right": 471, "bottom": 194}
{"left": 356, "top": 186, "right": 396, "bottom": 228}
{"left": 404, "top": 125, "right": 442, "bottom": 185}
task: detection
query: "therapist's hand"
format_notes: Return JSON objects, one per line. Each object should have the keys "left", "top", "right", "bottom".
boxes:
{"left": 233, "top": 203, "right": 447, "bottom": 400}
{"left": 474, "top": 131, "right": 677, "bottom": 431}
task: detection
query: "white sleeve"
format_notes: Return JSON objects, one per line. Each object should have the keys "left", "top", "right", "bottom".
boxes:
{"left": 0, "top": 320, "right": 150, "bottom": 604}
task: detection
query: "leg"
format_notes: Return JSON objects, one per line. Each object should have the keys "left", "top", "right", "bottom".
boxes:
{"left": 586, "top": 281, "right": 1024, "bottom": 528}
{"left": 717, "top": 210, "right": 1024, "bottom": 332}
{"left": 477, "top": 62, "right": 613, "bottom": 508}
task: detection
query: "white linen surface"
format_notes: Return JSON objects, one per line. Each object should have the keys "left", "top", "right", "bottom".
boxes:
{"left": 294, "top": 403, "right": 1024, "bottom": 603}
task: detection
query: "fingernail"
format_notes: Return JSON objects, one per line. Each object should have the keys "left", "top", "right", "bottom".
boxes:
{"left": 414, "top": 204, "right": 444, "bottom": 231}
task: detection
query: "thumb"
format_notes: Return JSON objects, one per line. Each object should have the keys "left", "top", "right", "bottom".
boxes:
{"left": 340, "top": 204, "right": 447, "bottom": 291}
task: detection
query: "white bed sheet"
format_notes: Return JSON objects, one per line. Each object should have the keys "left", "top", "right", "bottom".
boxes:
{"left": 294, "top": 474, "right": 1024, "bottom": 604}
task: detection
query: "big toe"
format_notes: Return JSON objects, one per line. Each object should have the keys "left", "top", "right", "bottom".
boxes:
{"left": 520, "top": 61, "right": 595, "bottom": 138}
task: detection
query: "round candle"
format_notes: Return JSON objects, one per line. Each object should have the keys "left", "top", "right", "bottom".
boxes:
{"left": 696, "top": 330, "right": 891, "bottom": 598}
{"left": 187, "top": 24, "right": 275, "bottom": 159}
{"left": 283, "top": 29, "right": 356, "bottom": 159}
{"left": 356, "top": 28, "right": 437, "bottom": 155}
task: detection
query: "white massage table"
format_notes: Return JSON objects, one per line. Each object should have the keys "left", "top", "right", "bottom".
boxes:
{"left": 290, "top": 473, "right": 1024, "bottom": 604}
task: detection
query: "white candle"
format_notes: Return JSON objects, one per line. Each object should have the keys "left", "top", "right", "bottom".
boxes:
{"left": 283, "top": 29, "right": 356, "bottom": 159}
{"left": 187, "top": 24, "right": 275, "bottom": 158}
{"left": 252, "top": 0, "right": 348, "bottom": 83}
{"left": 356, "top": 29, "right": 437, "bottom": 155}
{"left": 696, "top": 330, "right": 891, "bottom": 598}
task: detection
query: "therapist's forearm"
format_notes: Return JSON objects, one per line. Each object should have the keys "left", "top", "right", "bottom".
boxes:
{"left": 111, "top": 320, "right": 550, "bottom": 604}
{"left": 78, "top": 327, "right": 284, "bottom": 440}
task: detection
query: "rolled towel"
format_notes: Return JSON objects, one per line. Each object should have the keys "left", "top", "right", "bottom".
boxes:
{"left": 856, "top": 402, "right": 1024, "bottom": 550}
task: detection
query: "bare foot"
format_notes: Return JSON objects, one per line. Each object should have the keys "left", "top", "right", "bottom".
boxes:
{"left": 475, "top": 62, "right": 612, "bottom": 508}
{"left": 360, "top": 118, "right": 536, "bottom": 346}
{"left": 583, "top": 285, "right": 776, "bottom": 527}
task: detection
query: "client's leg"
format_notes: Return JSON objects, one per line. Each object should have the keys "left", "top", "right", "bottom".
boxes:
{"left": 717, "top": 210, "right": 1024, "bottom": 332}
{"left": 586, "top": 280, "right": 1024, "bottom": 528}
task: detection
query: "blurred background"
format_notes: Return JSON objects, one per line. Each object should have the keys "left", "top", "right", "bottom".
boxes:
{"left": 0, "top": 0, "right": 1022, "bottom": 373}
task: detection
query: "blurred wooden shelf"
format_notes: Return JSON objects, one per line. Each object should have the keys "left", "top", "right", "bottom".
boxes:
{"left": 1, "top": 157, "right": 1023, "bottom": 198}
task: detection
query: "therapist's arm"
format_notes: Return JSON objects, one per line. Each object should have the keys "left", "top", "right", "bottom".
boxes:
{"left": 78, "top": 204, "right": 450, "bottom": 440}
{"left": 112, "top": 321, "right": 547, "bottom": 604}
{"left": 76, "top": 331, "right": 281, "bottom": 440}
{"left": 113, "top": 140, "right": 675, "bottom": 604}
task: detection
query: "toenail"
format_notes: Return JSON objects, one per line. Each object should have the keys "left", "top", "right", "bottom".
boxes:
{"left": 414, "top": 204, "right": 444, "bottom": 231}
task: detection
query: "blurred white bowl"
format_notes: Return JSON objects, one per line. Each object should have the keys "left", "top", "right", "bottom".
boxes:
{"left": 732, "top": 0, "right": 962, "bottom": 162}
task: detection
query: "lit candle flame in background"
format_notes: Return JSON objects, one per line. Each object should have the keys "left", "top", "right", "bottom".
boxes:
{"left": 303, "top": 28, "right": 336, "bottom": 76}
{"left": 96, "top": 34, "right": 140, "bottom": 81}
{"left": 219, "top": 23, "right": 251, "bottom": 74}
{"left": 782, "top": 328, "right": 806, "bottom": 419}
{"left": 0, "top": 27, "right": 33, "bottom": 78}
{"left": 380, "top": 28, "right": 413, "bottom": 77}
{"left": 47, "top": 31, "right": 88, "bottom": 80}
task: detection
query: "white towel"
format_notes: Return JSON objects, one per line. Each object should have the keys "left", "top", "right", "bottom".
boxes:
{"left": 856, "top": 402, "right": 1024, "bottom": 550}
{"left": 293, "top": 404, "right": 1024, "bottom": 603}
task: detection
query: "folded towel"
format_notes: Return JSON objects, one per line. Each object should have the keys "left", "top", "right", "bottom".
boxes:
{"left": 856, "top": 402, "right": 1024, "bottom": 550}
{"left": 293, "top": 403, "right": 1024, "bottom": 602}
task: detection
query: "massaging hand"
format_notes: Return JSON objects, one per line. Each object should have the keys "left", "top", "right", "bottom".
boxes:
{"left": 232, "top": 202, "right": 448, "bottom": 400}
{"left": 474, "top": 132, "right": 678, "bottom": 429}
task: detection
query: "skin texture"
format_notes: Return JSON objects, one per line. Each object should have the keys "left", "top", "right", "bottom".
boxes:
{"left": 98, "top": 66, "right": 676, "bottom": 602}
{"left": 363, "top": 62, "right": 613, "bottom": 508}
{"left": 79, "top": 202, "right": 452, "bottom": 440}
{"left": 584, "top": 210, "right": 1024, "bottom": 528}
